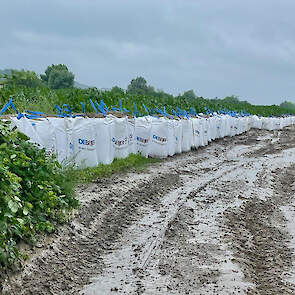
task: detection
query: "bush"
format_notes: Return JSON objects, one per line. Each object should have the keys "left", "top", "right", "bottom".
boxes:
{"left": 0, "top": 120, "right": 78, "bottom": 268}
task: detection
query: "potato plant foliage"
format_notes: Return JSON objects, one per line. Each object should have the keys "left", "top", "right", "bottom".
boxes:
{"left": 0, "top": 121, "right": 78, "bottom": 269}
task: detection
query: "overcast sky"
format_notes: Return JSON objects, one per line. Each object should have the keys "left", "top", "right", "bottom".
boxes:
{"left": 1, "top": 0, "right": 295, "bottom": 105}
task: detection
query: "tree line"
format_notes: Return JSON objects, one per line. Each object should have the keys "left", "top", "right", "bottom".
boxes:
{"left": 1, "top": 64, "right": 294, "bottom": 109}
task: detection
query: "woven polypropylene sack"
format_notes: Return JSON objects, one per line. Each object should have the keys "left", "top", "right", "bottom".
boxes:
{"left": 181, "top": 119, "right": 193, "bottom": 152}
{"left": 110, "top": 116, "right": 129, "bottom": 159}
{"left": 70, "top": 117, "right": 98, "bottom": 167}
{"left": 94, "top": 117, "right": 114, "bottom": 165}
{"left": 135, "top": 116, "right": 152, "bottom": 157}
{"left": 148, "top": 117, "right": 169, "bottom": 158}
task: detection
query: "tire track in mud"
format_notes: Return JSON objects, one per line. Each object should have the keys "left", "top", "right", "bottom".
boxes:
{"left": 81, "top": 151, "right": 261, "bottom": 294}
{"left": 2, "top": 173, "right": 180, "bottom": 295}
{"left": 222, "top": 131, "right": 295, "bottom": 294}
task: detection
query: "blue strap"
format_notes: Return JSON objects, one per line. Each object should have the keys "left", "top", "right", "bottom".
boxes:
{"left": 0, "top": 100, "right": 12, "bottom": 115}
{"left": 95, "top": 101, "right": 106, "bottom": 116}
{"left": 24, "top": 114, "right": 43, "bottom": 119}
{"left": 89, "top": 99, "right": 98, "bottom": 113}
{"left": 172, "top": 109, "right": 181, "bottom": 119}
{"left": 143, "top": 104, "right": 149, "bottom": 115}
{"left": 119, "top": 100, "right": 123, "bottom": 113}
{"left": 133, "top": 102, "right": 137, "bottom": 117}
{"left": 62, "top": 104, "right": 72, "bottom": 117}
{"left": 17, "top": 113, "right": 24, "bottom": 119}
{"left": 123, "top": 108, "right": 130, "bottom": 113}
{"left": 0, "top": 98, "right": 19, "bottom": 115}
{"left": 80, "top": 102, "right": 85, "bottom": 113}
{"left": 184, "top": 110, "right": 190, "bottom": 119}
{"left": 25, "top": 110, "right": 44, "bottom": 115}
{"left": 100, "top": 100, "right": 109, "bottom": 113}
{"left": 54, "top": 104, "right": 63, "bottom": 116}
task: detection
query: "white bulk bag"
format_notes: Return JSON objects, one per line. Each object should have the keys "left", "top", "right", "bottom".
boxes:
{"left": 174, "top": 119, "right": 182, "bottom": 154}
{"left": 47, "top": 117, "right": 69, "bottom": 163}
{"left": 220, "top": 115, "right": 227, "bottom": 138}
{"left": 149, "top": 117, "right": 169, "bottom": 158}
{"left": 192, "top": 118, "right": 202, "bottom": 148}
{"left": 223, "top": 115, "right": 231, "bottom": 137}
{"left": 11, "top": 117, "right": 56, "bottom": 157}
{"left": 135, "top": 116, "right": 152, "bottom": 157}
{"left": 94, "top": 117, "right": 114, "bottom": 165}
{"left": 110, "top": 116, "right": 129, "bottom": 159}
{"left": 210, "top": 117, "right": 217, "bottom": 141}
{"left": 203, "top": 118, "right": 210, "bottom": 145}
{"left": 264, "top": 118, "right": 275, "bottom": 131}
{"left": 237, "top": 117, "right": 244, "bottom": 134}
{"left": 215, "top": 116, "right": 222, "bottom": 139}
{"left": 274, "top": 118, "right": 281, "bottom": 130}
{"left": 198, "top": 118, "right": 207, "bottom": 146}
{"left": 280, "top": 117, "right": 286, "bottom": 129}
{"left": 70, "top": 117, "right": 98, "bottom": 168}
{"left": 31, "top": 119, "right": 56, "bottom": 156}
{"left": 181, "top": 118, "right": 193, "bottom": 152}
{"left": 127, "top": 118, "right": 136, "bottom": 154}
{"left": 231, "top": 117, "right": 238, "bottom": 136}
{"left": 252, "top": 115, "right": 262, "bottom": 129}
{"left": 167, "top": 119, "right": 176, "bottom": 156}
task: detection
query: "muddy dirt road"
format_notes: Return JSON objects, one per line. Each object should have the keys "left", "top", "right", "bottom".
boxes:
{"left": 2, "top": 127, "right": 295, "bottom": 294}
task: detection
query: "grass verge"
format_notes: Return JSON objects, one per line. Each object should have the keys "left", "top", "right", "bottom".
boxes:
{"left": 73, "top": 153, "right": 159, "bottom": 183}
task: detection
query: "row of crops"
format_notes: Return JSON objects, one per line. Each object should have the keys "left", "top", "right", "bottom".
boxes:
{"left": 0, "top": 85, "right": 294, "bottom": 117}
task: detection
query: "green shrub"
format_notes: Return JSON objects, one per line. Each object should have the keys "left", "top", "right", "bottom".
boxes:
{"left": 0, "top": 120, "right": 78, "bottom": 268}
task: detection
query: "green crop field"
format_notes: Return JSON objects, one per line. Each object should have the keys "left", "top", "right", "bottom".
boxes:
{"left": 0, "top": 84, "right": 294, "bottom": 118}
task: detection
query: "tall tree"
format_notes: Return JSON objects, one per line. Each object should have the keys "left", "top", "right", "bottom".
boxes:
{"left": 41, "top": 64, "right": 74, "bottom": 89}
{"left": 183, "top": 89, "right": 196, "bottom": 99}
{"left": 127, "top": 77, "right": 150, "bottom": 95}
{"left": 280, "top": 101, "right": 295, "bottom": 110}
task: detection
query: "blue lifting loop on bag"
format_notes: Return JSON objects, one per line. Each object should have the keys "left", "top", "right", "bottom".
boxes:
{"left": 95, "top": 101, "right": 106, "bottom": 116}
{"left": 89, "top": 99, "right": 98, "bottom": 113}
{"left": 133, "top": 102, "right": 137, "bottom": 117}
{"left": 100, "top": 100, "right": 109, "bottom": 113}
{"left": 23, "top": 109, "right": 44, "bottom": 119}
{"left": 0, "top": 97, "right": 19, "bottom": 116}
{"left": 143, "top": 104, "right": 149, "bottom": 115}
{"left": 80, "top": 102, "right": 85, "bottom": 113}
{"left": 119, "top": 100, "right": 123, "bottom": 113}
{"left": 62, "top": 104, "right": 72, "bottom": 117}
{"left": 54, "top": 104, "right": 64, "bottom": 117}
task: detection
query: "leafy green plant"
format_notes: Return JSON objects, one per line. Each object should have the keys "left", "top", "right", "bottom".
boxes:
{"left": 0, "top": 121, "right": 78, "bottom": 269}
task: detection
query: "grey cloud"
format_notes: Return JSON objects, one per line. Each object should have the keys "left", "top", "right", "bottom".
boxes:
{"left": 1, "top": 0, "right": 295, "bottom": 104}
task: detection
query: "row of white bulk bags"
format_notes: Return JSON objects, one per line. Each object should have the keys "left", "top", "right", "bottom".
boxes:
{"left": 9, "top": 114, "right": 295, "bottom": 168}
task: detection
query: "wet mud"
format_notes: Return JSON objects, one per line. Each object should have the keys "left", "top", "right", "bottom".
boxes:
{"left": 2, "top": 126, "right": 295, "bottom": 294}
